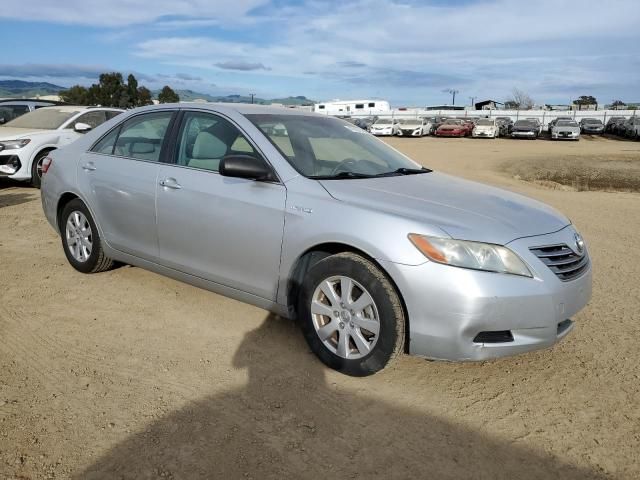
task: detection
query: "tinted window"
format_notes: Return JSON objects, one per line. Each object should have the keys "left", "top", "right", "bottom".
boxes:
{"left": 368, "top": 103, "right": 375, "bottom": 107}
{"left": 0, "top": 105, "right": 29, "bottom": 123}
{"left": 175, "top": 111, "right": 258, "bottom": 172}
{"left": 355, "top": 104, "right": 364, "bottom": 109}
{"left": 106, "top": 110, "right": 123, "bottom": 120}
{"left": 113, "top": 111, "right": 173, "bottom": 162}
{"left": 74, "top": 110, "right": 107, "bottom": 129}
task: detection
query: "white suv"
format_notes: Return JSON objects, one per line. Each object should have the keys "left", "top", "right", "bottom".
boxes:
{"left": 0, "top": 106, "right": 123, "bottom": 187}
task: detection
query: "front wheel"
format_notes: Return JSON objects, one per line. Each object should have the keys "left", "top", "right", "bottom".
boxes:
{"left": 298, "top": 252, "right": 405, "bottom": 376}
{"left": 30, "top": 150, "right": 50, "bottom": 188}
{"left": 60, "top": 199, "right": 114, "bottom": 274}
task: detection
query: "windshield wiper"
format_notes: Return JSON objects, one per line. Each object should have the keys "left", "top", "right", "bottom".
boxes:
{"left": 310, "top": 171, "right": 375, "bottom": 180}
{"left": 373, "top": 167, "right": 432, "bottom": 177}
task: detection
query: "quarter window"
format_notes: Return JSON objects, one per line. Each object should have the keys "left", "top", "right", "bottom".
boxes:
{"left": 175, "top": 111, "right": 259, "bottom": 172}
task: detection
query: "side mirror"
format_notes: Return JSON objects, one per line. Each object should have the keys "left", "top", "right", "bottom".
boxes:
{"left": 219, "top": 155, "right": 274, "bottom": 181}
{"left": 74, "top": 122, "right": 92, "bottom": 133}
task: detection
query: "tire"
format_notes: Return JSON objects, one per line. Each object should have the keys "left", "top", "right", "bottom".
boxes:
{"left": 30, "top": 150, "right": 49, "bottom": 188}
{"left": 60, "top": 199, "right": 114, "bottom": 274}
{"left": 298, "top": 252, "right": 405, "bottom": 376}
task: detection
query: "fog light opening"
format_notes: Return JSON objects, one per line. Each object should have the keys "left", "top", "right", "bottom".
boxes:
{"left": 473, "top": 330, "right": 514, "bottom": 344}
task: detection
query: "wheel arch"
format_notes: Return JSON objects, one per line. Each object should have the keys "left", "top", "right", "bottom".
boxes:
{"left": 56, "top": 192, "right": 80, "bottom": 231}
{"left": 30, "top": 145, "right": 57, "bottom": 168}
{"left": 286, "top": 242, "right": 410, "bottom": 353}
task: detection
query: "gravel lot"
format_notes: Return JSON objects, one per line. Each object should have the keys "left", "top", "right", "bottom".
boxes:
{"left": 1, "top": 136, "right": 639, "bottom": 479}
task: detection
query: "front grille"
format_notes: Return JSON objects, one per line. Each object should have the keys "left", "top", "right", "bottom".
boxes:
{"left": 529, "top": 244, "right": 589, "bottom": 281}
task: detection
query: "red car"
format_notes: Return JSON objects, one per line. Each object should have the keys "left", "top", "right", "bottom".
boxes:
{"left": 435, "top": 119, "right": 472, "bottom": 137}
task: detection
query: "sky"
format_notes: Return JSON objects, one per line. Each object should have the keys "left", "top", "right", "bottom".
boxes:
{"left": 1, "top": 0, "right": 639, "bottom": 106}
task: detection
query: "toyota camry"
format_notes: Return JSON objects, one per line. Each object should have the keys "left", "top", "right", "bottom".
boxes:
{"left": 41, "top": 104, "right": 592, "bottom": 376}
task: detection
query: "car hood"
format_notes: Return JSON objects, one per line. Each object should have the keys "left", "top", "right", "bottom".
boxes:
{"left": 0, "top": 127, "right": 51, "bottom": 140}
{"left": 319, "top": 172, "right": 569, "bottom": 245}
{"left": 474, "top": 125, "right": 496, "bottom": 131}
{"left": 372, "top": 125, "right": 393, "bottom": 129}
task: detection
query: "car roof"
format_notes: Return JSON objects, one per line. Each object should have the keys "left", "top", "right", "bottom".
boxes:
{"left": 36, "top": 105, "right": 124, "bottom": 112}
{"left": 127, "top": 102, "right": 320, "bottom": 117}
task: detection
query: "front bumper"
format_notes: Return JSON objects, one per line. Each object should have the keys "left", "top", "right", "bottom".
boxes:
{"left": 472, "top": 130, "right": 496, "bottom": 138}
{"left": 0, "top": 150, "right": 31, "bottom": 180}
{"left": 511, "top": 131, "right": 536, "bottom": 138}
{"left": 0, "top": 154, "right": 22, "bottom": 176}
{"left": 398, "top": 129, "right": 422, "bottom": 137}
{"left": 380, "top": 226, "right": 592, "bottom": 361}
{"left": 436, "top": 130, "right": 465, "bottom": 137}
{"left": 552, "top": 131, "right": 580, "bottom": 140}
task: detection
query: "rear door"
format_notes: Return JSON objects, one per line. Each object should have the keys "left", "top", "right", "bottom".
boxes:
{"left": 78, "top": 110, "right": 176, "bottom": 260}
{"left": 156, "top": 110, "right": 286, "bottom": 300}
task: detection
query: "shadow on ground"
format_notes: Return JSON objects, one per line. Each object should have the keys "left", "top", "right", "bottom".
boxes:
{"left": 0, "top": 179, "right": 37, "bottom": 208}
{"left": 76, "top": 314, "right": 606, "bottom": 480}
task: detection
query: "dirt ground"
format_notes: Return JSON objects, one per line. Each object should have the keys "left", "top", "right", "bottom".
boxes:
{"left": 1, "top": 136, "right": 639, "bottom": 479}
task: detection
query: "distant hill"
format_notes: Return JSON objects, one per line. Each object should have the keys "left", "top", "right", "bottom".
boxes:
{"left": 0, "top": 80, "right": 316, "bottom": 106}
{"left": 0, "top": 80, "right": 66, "bottom": 98}
{"left": 156, "top": 89, "right": 316, "bottom": 106}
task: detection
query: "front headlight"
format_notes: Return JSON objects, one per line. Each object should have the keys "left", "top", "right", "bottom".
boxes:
{"left": 408, "top": 234, "right": 532, "bottom": 277}
{"left": 0, "top": 139, "right": 31, "bottom": 150}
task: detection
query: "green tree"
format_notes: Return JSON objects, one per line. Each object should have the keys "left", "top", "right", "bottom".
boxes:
{"left": 574, "top": 95, "right": 598, "bottom": 110}
{"left": 136, "top": 86, "right": 153, "bottom": 106}
{"left": 96, "top": 72, "right": 127, "bottom": 107}
{"left": 610, "top": 100, "right": 625, "bottom": 110}
{"left": 127, "top": 74, "right": 139, "bottom": 107}
{"left": 158, "top": 85, "right": 180, "bottom": 103}
{"left": 60, "top": 85, "right": 89, "bottom": 105}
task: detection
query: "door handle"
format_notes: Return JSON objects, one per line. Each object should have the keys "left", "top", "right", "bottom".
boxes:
{"left": 159, "top": 178, "right": 182, "bottom": 190}
{"left": 82, "top": 162, "right": 96, "bottom": 171}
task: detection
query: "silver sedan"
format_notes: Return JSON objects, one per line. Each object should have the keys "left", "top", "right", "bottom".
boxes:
{"left": 41, "top": 104, "right": 592, "bottom": 376}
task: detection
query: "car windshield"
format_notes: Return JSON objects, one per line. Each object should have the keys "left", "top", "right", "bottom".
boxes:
{"left": 444, "top": 119, "right": 462, "bottom": 125}
{"left": 247, "top": 114, "right": 428, "bottom": 179}
{"left": 374, "top": 119, "right": 391, "bottom": 125}
{"left": 398, "top": 119, "right": 418, "bottom": 124}
{"left": 582, "top": 119, "right": 602, "bottom": 124}
{"left": 4, "top": 108, "right": 81, "bottom": 130}
{"left": 557, "top": 121, "right": 578, "bottom": 127}
{"left": 514, "top": 120, "right": 535, "bottom": 127}
{"left": 476, "top": 119, "right": 494, "bottom": 126}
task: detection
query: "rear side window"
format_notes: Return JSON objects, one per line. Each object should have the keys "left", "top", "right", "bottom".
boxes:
{"left": 92, "top": 127, "right": 121, "bottom": 155}
{"left": 116, "top": 112, "right": 173, "bottom": 162}
{"left": 91, "top": 111, "right": 173, "bottom": 161}
{"left": 74, "top": 111, "right": 107, "bottom": 129}
{"left": 106, "top": 110, "right": 123, "bottom": 120}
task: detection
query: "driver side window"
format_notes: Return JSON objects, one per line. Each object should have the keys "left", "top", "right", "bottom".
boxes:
{"left": 176, "top": 111, "right": 258, "bottom": 172}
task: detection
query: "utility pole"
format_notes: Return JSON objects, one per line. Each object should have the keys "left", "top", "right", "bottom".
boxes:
{"left": 250, "top": 93, "right": 255, "bottom": 104}
{"left": 469, "top": 96, "right": 476, "bottom": 109}
{"left": 443, "top": 88, "right": 459, "bottom": 106}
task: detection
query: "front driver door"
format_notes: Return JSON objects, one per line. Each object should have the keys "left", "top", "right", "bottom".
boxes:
{"left": 156, "top": 110, "right": 286, "bottom": 300}
{"left": 78, "top": 110, "right": 175, "bottom": 260}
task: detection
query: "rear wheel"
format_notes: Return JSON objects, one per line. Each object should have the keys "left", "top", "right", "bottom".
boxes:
{"left": 298, "top": 252, "right": 405, "bottom": 376}
{"left": 60, "top": 199, "right": 114, "bottom": 274}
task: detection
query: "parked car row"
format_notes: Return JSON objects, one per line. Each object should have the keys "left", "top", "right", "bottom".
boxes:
{"left": 0, "top": 102, "right": 123, "bottom": 186}
{"left": 606, "top": 116, "right": 640, "bottom": 139}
